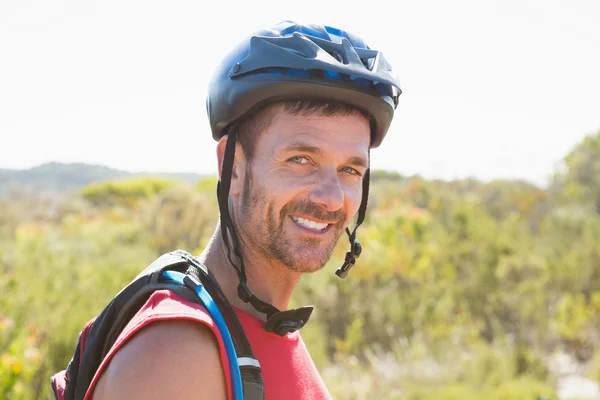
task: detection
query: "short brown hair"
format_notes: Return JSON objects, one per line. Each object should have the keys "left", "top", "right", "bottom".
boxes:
{"left": 236, "top": 100, "right": 372, "bottom": 162}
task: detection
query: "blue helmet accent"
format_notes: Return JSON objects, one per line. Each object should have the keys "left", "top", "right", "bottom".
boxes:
{"left": 206, "top": 20, "right": 402, "bottom": 148}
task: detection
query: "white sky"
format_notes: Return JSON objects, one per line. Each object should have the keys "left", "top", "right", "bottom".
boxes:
{"left": 1, "top": 0, "right": 599, "bottom": 187}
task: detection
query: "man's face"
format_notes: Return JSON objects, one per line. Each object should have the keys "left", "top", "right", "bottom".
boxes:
{"left": 233, "top": 107, "right": 370, "bottom": 273}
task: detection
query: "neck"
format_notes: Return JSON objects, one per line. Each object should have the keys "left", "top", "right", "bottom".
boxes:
{"left": 198, "top": 226, "right": 302, "bottom": 321}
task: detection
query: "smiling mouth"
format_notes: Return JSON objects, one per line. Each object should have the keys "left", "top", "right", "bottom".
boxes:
{"left": 290, "top": 215, "right": 331, "bottom": 232}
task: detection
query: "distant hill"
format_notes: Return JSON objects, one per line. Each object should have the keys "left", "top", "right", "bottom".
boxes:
{"left": 0, "top": 162, "right": 206, "bottom": 194}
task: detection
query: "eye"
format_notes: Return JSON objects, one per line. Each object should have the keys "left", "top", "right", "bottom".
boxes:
{"left": 340, "top": 166, "right": 361, "bottom": 176}
{"left": 289, "top": 156, "right": 309, "bottom": 164}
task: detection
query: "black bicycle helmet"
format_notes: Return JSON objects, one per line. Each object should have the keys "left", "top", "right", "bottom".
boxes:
{"left": 206, "top": 20, "right": 402, "bottom": 148}
{"left": 206, "top": 21, "right": 402, "bottom": 335}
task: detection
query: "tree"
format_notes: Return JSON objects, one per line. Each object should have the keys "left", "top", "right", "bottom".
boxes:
{"left": 551, "top": 129, "right": 600, "bottom": 214}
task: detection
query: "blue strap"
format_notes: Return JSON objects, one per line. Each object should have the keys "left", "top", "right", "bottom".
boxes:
{"left": 160, "top": 270, "right": 244, "bottom": 400}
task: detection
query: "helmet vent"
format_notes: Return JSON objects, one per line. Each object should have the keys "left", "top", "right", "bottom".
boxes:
{"left": 326, "top": 50, "right": 345, "bottom": 64}
{"left": 360, "top": 56, "right": 373, "bottom": 70}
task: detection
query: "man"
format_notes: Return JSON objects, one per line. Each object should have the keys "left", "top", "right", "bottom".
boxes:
{"left": 90, "top": 20, "right": 401, "bottom": 399}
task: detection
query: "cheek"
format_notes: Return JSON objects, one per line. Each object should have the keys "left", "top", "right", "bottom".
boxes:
{"left": 343, "top": 181, "right": 364, "bottom": 214}
{"left": 270, "top": 169, "right": 312, "bottom": 189}
{"left": 263, "top": 172, "right": 309, "bottom": 199}
{"left": 250, "top": 176, "right": 298, "bottom": 215}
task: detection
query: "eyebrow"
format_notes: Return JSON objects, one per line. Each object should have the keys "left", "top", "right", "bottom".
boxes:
{"left": 281, "top": 141, "right": 368, "bottom": 168}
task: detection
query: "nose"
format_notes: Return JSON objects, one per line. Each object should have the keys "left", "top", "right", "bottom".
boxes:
{"left": 309, "top": 170, "right": 344, "bottom": 213}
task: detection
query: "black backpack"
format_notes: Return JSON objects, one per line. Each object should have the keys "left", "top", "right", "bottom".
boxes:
{"left": 51, "top": 249, "right": 264, "bottom": 400}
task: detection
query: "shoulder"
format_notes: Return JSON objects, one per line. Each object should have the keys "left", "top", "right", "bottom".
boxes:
{"left": 91, "top": 319, "right": 227, "bottom": 400}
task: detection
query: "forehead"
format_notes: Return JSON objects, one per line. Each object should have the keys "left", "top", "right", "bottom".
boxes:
{"left": 256, "top": 107, "right": 371, "bottom": 157}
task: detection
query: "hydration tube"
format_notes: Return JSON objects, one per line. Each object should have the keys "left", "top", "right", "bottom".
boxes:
{"left": 161, "top": 270, "right": 244, "bottom": 400}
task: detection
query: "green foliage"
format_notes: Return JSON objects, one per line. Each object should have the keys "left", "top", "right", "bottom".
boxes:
{"left": 81, "top": 176, "right": 177, "bottom": 207}
{"left": 195, "top": 175, "right": 219, "bottom": 194}
{"left": 137, "top": 185, "right": 218, "bottom": 253}
{"left": 0, "top": 321, "right": 43, "bottom": 400}
{"left": 370, "top": 169, "right": 406, "bottom": 183}
{"left": 588, "top": 348, "right": 600, "bottom": 383}
{"left": 552, "top": 129, "right": 600, "bottom": 214}
{"left": 0, "top": 194, "right": 156, "bottom": 399}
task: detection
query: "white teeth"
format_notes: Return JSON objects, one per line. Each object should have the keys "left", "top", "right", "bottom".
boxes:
{"left": 291, "top": 216, "right": 328, "bottom": 231}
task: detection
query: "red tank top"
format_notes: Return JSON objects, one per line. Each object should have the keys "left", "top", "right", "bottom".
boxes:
{"left": 84, "top": 289, "right": 332, "bottom": 400}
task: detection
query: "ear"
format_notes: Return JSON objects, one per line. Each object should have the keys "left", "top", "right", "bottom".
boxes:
{"left": 216, "top": 135, "right": 245, "bottom": 196}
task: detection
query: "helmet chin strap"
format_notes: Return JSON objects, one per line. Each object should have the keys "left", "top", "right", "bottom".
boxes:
{"left": 336, "top": 164, "right": 370, "bottom": 279}
{"left": 217, "top": 127, "right": 370, "bottom": 335}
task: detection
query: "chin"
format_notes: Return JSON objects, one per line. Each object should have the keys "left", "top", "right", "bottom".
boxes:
{"left": 285, "top": 251, "right": 331, "bottom": 274}
{"left": 266, "top": 224, "right": 342, "bottom": 273}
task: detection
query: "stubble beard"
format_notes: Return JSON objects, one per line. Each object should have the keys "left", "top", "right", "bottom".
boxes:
{"left": 238, "top": 169, "right": 347, "bottom": 273}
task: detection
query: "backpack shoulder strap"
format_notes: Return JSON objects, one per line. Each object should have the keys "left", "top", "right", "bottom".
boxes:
{"left": 59, "top": 250, "right": 263, "bottom": 400}
{"left": 171, "top": 250, "right": 264, "bottom": 400}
